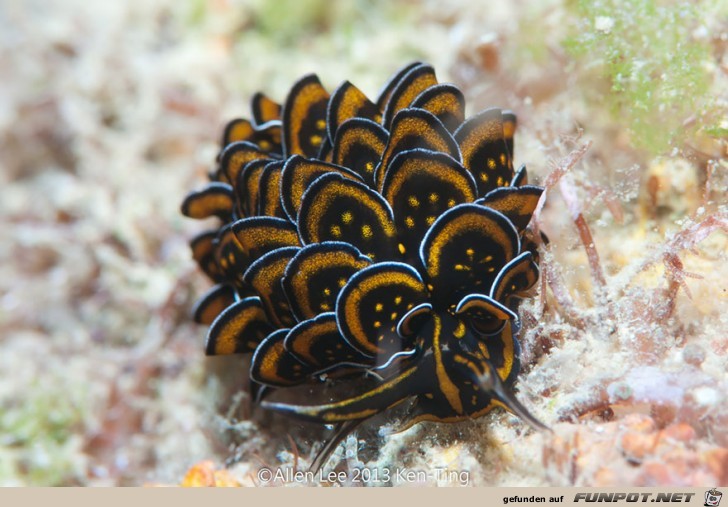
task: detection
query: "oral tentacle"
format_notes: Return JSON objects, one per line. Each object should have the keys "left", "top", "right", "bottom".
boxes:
{"left": 261, "top": 364, "right": 424, "bottom": 424}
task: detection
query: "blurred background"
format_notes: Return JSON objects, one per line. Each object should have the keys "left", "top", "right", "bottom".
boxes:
{"left": 0, "top": 0, "right": 726, "bottom": 486}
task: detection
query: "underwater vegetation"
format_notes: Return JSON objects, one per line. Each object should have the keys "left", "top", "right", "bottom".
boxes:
{"left": 564, "top": 0, "right": 725, "bottom": 153}
{"left": 181, "top": 62, "right": 548, "bottom": 470}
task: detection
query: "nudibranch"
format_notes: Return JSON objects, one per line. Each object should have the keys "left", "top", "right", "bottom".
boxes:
{"left": 181, "top": 62, "right": 547, "bottom": 471}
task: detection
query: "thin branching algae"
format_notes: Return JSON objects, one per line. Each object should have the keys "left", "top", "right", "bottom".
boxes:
{"left": 181, "top": 62, "right": 549, "bottom": 471}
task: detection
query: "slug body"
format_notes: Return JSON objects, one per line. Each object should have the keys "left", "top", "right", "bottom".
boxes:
{"left": 182, "top": 62, "right": 547, "bottom": 464}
